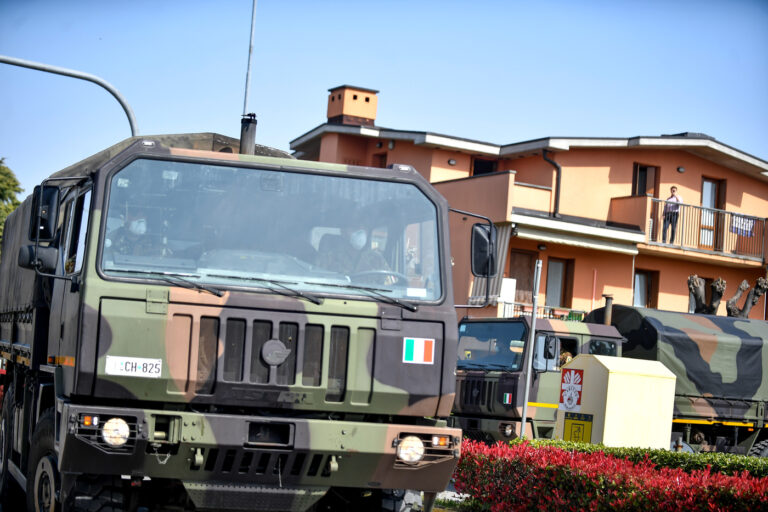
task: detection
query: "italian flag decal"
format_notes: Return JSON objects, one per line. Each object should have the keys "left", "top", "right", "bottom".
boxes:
{"left": 403, "top": 337, "right": 435, "bottom": 365}
{"left": 503, "top": 393, "right": 513, "bottom": 405}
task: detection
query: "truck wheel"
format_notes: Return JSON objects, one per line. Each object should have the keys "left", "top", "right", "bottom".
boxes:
{"left": 26, "top": 409, "right": 60, "bottom": 512}
{"left": 66, "top": 476, "right": 126, "bottom": 512}
{"left": 748, "top": 439, "right": 768, "bottom": 457}
{"left": 382, "top": 489, "right": 424, "bottom": 512}
{"left": 1, "top": 385, "right": 16, "bottom": 502}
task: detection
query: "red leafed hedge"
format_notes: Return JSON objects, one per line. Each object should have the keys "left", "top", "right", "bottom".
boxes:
{"left": 453, "top": 440, "right": 768, "bottom": 511}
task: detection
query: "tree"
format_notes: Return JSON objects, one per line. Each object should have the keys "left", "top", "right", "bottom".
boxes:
{"left": 0, "top": 157, "right": 23, "bottom": 249}
{"left": 726, "top": 275, "right": 768, "bottom": 318}
{"left": 687, "top": 275, "right": 725, "bottom": 314}
{"left": 687, "top": 272, "right": 768, "bottom": 318}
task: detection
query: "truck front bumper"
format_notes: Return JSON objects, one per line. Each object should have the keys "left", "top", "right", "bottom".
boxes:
{"left": 57, "top": 403, "right": 461, "bottom": 494}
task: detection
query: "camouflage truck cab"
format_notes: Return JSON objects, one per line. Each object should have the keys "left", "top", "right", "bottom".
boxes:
{"left": 0, "top": 134, "right": 462, "bottom": 511}
{"left": 450, "top": 316, "right": 624, "bottom": 444}
{"left": 586, "top": 305, "right": 768, "bottom": 456}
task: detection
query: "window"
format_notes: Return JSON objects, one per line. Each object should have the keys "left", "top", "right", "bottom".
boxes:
{"left": 532, "top": 333, "right": 557, "bottom": 372}
{"left": 588, "top": 339, "right": 617, "bottom": 356}
{"left": 372, "top": 153, "right": 387, "bottom": 168}
{"left": 101, "top": 159, "right": 442, "bottom": 301}
{"left": 62, "top": 189, "right": 91, "bottom": 274}
{"left": 632, "top": 164, "right": 657, "bottom": 197}
{"left": 700, "top": 178, "right": 726, "bottom": 250}
{"left": 558, "top": 337, "right": 578, "bottom": 367}
{"left": 545, "top": 258, "right": 573, "bottom": 308}
{"left": 457, "top": 320, "right": 527, "bottom": 371}
{"left": 472, "top": 158, "right": 497, "bottom": 176}
{"left": 633, "top": 269, "right": 658, "bottom": 308}
{"left": 507, "top": 250, "right": 536, "bottom": 304}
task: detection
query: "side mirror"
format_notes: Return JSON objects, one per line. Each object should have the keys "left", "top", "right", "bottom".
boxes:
{"left": 28, "top": 185, "right": 60, "bottom": 243}
{"left": 544, "top": 336, "right": 557, "bottom": 359}
{"left": 470, "top": 223, "right": 497, "bottom": 277}
{"left": 18, "top": 245, "right": 59, "bottom": 273}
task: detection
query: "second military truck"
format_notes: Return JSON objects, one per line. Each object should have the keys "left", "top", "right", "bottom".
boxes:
{"left": 451, "top": 305, "right": 768, "bottom": 457}
{"left": 451, "top": 316, "right": 624, "bottom": 443}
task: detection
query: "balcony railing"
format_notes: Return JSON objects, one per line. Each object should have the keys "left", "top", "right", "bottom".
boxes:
{"left": 500, "top": 302, "right": 586, "bottom": 321}
{"left": 647, "top": 199, "right": 766, "bottom": 261}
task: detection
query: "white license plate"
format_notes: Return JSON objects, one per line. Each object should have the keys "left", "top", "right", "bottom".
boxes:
{"left": 105, "top": 356, "right": 162, "bottom": 378}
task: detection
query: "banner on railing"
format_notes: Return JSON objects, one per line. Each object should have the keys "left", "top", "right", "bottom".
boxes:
{"left": 730, "top": 215, "right": 755, "bottom": 237}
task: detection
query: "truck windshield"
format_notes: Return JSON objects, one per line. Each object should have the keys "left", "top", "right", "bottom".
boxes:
{"left": 457, "top": 321, "right": 526, "bottom": 371}
{"left": 100, "top": 158, "right": 442, "bottom": 301}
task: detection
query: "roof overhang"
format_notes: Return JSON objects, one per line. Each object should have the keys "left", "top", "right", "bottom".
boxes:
{"left": 290, "top": 124, "right": 500, "bottom": 157}
{"left": 499, "top": 136, "right": 768, "bottom": 181}
{"left": 516, "top": 227, "right": 639, "bottom": 255}
{"left": 509, "top": 212, "right": 644, "bottom": 255}
{"left": 291, "top": 126, "right": 768, "bottom": 181}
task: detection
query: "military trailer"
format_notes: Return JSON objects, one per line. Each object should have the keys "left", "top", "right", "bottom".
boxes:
{"left": 0, "top": 133, "right": 475, "bottom": 511}
{"left": 450, "top": 316, "right": 624, "bottom": 443}
{"left": 585, "top": 304, "right": 768, "bottom": 456}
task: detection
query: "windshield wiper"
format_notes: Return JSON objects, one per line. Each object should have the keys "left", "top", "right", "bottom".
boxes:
{"left": 206, "top": 274, "right": 323, "bottom": 305}
{"left": 309, "top": 282, "right": 417, "bottom": 312}
{"left": 457, "top": 361, "right": 517, "bottom": 372}
{"left": 480, "top": 362, "right": 519, "bottom": 372}
{"left": 457, "top": 361, "right": 486, "bottom": 369}
{"left": 107, "top": 269, "right": 223, "bottom": 297}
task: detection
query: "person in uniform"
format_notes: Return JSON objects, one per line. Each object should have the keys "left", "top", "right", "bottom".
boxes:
{"left": 106, "top": 207, "right": 162, "bottom": 257}
{"left": 316, "top": 220, "right": 392, "bottom": 282}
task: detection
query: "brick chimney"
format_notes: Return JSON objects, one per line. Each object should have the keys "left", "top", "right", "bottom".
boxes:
{"left": 326, "top": 85, "right": 379, "bottom": 126}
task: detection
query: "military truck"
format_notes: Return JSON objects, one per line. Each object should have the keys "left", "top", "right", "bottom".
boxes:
{"left": 450, "top": 316, "right": 624, "bottom": 444}
{"left": 0, "top": 133, "right": 485, "bottom": 511}
{"left": 585, "top": 304, "right": 768, "bottom": 456}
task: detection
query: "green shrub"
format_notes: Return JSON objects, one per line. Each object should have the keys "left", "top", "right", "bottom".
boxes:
{"left": 454, "top": 440, "right": 768, "bottom": 511}
{"left": 518, "top": 438, "right": 768, "bottom": 478}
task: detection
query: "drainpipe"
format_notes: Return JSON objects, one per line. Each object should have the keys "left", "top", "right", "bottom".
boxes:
{"left": 542, "top": 149, "right": 561, "bottom": 218}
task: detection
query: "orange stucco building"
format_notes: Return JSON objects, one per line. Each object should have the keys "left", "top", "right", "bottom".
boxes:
{"left": 291, "top": 85, "right": 768, "bottom": 320}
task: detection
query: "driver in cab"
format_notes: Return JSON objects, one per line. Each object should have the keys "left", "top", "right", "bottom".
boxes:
{"left": 316, "top": 220, "right": 393, "bottom": 283}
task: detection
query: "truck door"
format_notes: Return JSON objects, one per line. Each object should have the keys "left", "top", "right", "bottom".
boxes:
{"left": 531, "top": 332, "right": 561, "bottom": 411}
{"left": 48, "top": 188, "right": 91, "bottom": 393}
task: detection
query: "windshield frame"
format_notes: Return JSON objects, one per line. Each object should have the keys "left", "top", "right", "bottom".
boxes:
{"left": 94, "top": 150, "right": 449, "bottom": 305}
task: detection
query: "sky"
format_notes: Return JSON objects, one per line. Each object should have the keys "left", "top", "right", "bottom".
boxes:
{"left": 1, "top": 0, "right": 767, "bottom": 200}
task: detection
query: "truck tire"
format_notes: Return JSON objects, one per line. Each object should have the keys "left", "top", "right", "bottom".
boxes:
{"left": 748, "top": 439, "right": 768, "bottom": 457}
{"left": 382, "top": 489, "right": 425, "bottom": 512}
{"left": 26, "top": 409, "right": 60, "bottom": 512}
{"left": 1, "top": 385, "right": 16, "bottom": 503}
{"left": 65, "top": 476, "right": 126, "bottom": 512}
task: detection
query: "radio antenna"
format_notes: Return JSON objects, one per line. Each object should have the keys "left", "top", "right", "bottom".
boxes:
{"left": 242, "top": 0, "right": 258, "bottom": 115}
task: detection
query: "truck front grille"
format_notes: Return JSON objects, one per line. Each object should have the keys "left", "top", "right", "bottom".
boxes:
{"left": 176, "top": 311, "right": 360, "bottom": 403}
{"left": 190, "top": 447, "right": 336, "bottom": 480}
{"left": 460, "top": 379, "right": 497, "bottom": 407}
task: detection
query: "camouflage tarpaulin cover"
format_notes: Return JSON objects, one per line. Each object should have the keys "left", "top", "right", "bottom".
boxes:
{"left": 0, "top": 196, "right": 38, "bottom": 312}
{"left": 585, "top": 305, "right": 768, "bottom": 402}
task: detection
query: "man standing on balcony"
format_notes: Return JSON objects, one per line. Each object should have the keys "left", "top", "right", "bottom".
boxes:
{"left": 662, "top": 186, "right": 684, "bottom": 244}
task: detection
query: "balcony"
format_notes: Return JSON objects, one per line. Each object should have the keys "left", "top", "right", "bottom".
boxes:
{"left": 500, "top": 302, "right": 586, "bottom": 321}
{"left": 433, "top": 171, "right": 552, "bottom": 223}
{"left": 609, "top": 196, "right": 766, "bottom": 263}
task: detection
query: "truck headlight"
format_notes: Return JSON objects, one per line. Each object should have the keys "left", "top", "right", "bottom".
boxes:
{"left": 102, "top": 417, "right": 130, "bottom": 447}
{"left": 396, "top": 435, "right": 425, "bottom": 464}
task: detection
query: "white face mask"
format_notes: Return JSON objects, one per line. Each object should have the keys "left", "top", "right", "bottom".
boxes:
{"left": 129, "top": 218, "right": 147, "bottom": 235}
{"left": 350, "top": 229, "right": 367, "bottom": 250}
